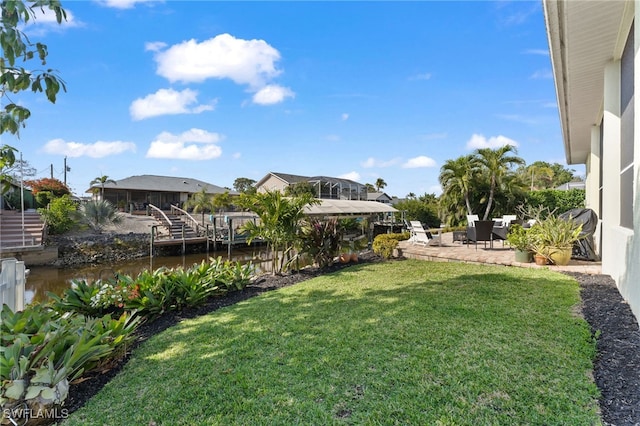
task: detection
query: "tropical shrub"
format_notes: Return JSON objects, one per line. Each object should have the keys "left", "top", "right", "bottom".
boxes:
{"left": 75, "top": 199, "right": 122, "bottom": 233}
{"left": 299, "top": 218, "right": 344, "bottom": 268}
{"left": 372, "top": 232, "right": 409, "bottom": 259}
{"left": 37, "top": 194, "right": 77, "bottom": 234}
{"left": 524, "top": 189, "right": 585, "bottom": 215}
{"left": 0, "top": 305, "right": 140, "bottom": 422}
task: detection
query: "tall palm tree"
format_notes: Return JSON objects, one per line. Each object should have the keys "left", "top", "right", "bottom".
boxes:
{"left": 474, "top": 145, "right": 525, "bottom": 220}
{"left": 375, "top": 178, "right": 387, "bottom": 192}
{"left": 184, "top": 187, "right": 213, "bottom": 226}
{"left": 438, "top": 155, "right": 480, "bottom": 216}
{"left": 90, "top": 175, "right": 116, "bottom": 199}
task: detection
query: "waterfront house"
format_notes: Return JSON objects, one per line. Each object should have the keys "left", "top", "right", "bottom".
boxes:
{"left": 86, "top": 174, "right": 236, "bottom": 212}
{"left": 255, "top": 172, "right": 368, "bottom": 201}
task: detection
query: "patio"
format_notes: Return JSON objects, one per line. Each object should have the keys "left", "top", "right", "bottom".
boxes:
{"left": 397, "top": 231, "right": 602, "bottom": 275}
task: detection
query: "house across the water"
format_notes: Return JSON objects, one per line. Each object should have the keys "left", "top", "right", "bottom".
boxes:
{"left": 86, "top": 175, "right": 235, "bottom": 212}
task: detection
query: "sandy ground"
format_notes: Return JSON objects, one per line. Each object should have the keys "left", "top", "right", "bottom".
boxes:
{"left": 101, "top": 213, "right": 157, "bottom": 234}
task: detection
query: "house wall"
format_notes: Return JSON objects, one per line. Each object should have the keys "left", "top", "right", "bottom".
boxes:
{"left": 257, "top": 175, "right": 288, "bottom": 193}
{"left": 595, "top": 9, "right": 640, "bottom": 322}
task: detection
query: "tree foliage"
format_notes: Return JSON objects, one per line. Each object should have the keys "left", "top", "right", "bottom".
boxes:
{"left": 38, "top": 194, "right": 75, "bottom": 234}
{"left": 232, "top": 177, "right": 256, "bottom": 194}
{"left": 24, "top": 177, "right": 69, "bottom": 196}
{"left": 393, "top": 193, "right": 440, "bottom": 228}
{"left": 237, "top": 190, "right": 318, "bottom": 274}
{"left": 90, "top": 175, "right": 116, "bottom": 198}
{"left": 285, "top": 181, "right": 316, "bottom": 198}
{"left": 184, "top": 188, "right": 212, "bottom": 225}
{"left": 516, "top": 161, "right": 580, "bottom": 190}
{"left": 1, "top": 0, "right": 68, "bottom": 136}
{"left": 523, "top": 189, "right": 585, "bottom": 214}
{"left": 438, "top": 146, "right": 527, "bottom": 226}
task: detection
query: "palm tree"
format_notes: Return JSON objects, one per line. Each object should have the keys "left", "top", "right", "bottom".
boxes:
{"left": 238, "top": 190, "right": 319, "bottom": 274}
{"left": 184, "top": 187, "right": 213, "bottom": 226}
{"left": 439, "top": 155, "right": 480, "bottom": 216}
{"left": 375, "top": 178, "right": 387, "bottom": 192}
{"left": 90, "top": 175, "right": 116, "bottom": 199}
{"left": 474, "top": 145, "right": 525, "bottom": 220}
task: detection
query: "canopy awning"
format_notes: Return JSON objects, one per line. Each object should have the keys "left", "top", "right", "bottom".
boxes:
{"left": 304, "top": 199, "right": 398, "bottom": 216}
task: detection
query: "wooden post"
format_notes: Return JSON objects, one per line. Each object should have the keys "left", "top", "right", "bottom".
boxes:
{"left": 150, "top": 226, "right": 156, "bottom": 258}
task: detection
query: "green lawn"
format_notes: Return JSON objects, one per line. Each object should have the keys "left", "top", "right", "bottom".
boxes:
{"left": 65, "top": 260, "right": 600, "bottom": 425}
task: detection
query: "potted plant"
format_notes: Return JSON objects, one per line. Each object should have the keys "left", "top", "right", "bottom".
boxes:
{"left": 506, "top": 224, "right": 533, "bottom": 263}
{"left": 528, "top": 214, "right": 582, "bottom": 266}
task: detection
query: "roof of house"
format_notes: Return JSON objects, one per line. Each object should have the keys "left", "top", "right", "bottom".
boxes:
{"left": 304, "top": 199, "right": 398, "bottom": 216}
{"left": 255, "top": 172, "right": 310, "bottom": 188}
{"left": 367, "top": 192, "right": 392, "bottom": 201}
{"left": 256, "top": 172, "right": 365, "bottom": 189}
{"left": 86, "top": 175, "right": 236, "bottom": 195}
{"left": 544, "top": 0, "right": 628, "bottom": 164}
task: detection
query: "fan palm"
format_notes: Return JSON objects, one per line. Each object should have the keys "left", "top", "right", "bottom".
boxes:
{"left": 76, "top": 200, "right": 122, "bottom": 233}
{"left": 184, "top": 188, "right": 213, "bottom": 226}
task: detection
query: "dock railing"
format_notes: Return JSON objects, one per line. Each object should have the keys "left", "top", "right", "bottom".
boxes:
{"left": 147, "top": 204, "right": 175, "bottom": 237}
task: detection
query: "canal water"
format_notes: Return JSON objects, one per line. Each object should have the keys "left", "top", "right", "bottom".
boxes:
{"left": 25, "top": 247, "right": 269, "bottom": 305}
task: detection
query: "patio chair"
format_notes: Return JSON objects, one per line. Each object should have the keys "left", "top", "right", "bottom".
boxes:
{"left": 467, "top": 220, "right": 495, "bottom": 250}
{"left": 466, "top": 214, "right": 479, "bottom": 227}
{"left": 410, "top": 221, "right": 441, "bottom": 246}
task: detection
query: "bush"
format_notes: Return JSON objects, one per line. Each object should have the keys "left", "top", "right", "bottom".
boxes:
{"left": 372, "top": 232, "right": 409, "bottom": 259}
{"left": 524, "top": 189, "right": 585, "bottom": 214}
{"left": 38, "top": 194, "right": 77, "bottom": 234}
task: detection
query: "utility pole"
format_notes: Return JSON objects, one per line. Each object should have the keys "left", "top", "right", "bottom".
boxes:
{"left": 64, "top": 157, "right": 68, "bottom": 186}
{"left": 50, "top": 164, "right": 53, "bottom": 179}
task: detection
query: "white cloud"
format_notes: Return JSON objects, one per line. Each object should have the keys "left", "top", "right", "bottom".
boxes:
{"left": 95, "top": 0, "right": 159, "bottom": 10}
{"left": 361, "top": 157, "right": 400, "bottom": 168}
{"left": 153, "top": 33, "right": 282, "bottom": 87}
{"left": 466, "top": 134, "right": 518, "bottom": 150}
{"left": 252, "top": 84, "right": 295, "bottom": 105}
{"left": 146, "top": 129, "right": 223, "bottom": 160}
{"left": 409, "top": 72, "right": 432, "bottom": 81}
{"left": 145, "top": 41, "right": 167, "bottom": 52}
{"left": 130, "top": 88, "right": 215, "bottom": 120}
{"left": 24, "top": 6, "right": 79, "bottom": 31}
{"left": 338, "top": 171, "right": 360, "bottom": 182}
{"left": 530, "top": 69, "right": 553, "bottom": 79}
{"left": 402, "top": 156, "right": 437, "bottom": 169}
{"left": 523, "top": 49, "right": 549, "bottom": 56}
{"left": 41, "top": 139, "right": 136, "bottom": 158}
{"left": 341, "top": 113, "right": 350, "bottom": 121}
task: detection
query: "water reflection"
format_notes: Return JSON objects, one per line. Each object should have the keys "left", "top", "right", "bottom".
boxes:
{"left": 26, "top": 248, "right": 268, "bottom": 305}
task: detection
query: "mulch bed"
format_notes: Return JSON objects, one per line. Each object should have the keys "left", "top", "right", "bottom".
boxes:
{"left": 63, "top": 257, "right": 640, "bottom": 426}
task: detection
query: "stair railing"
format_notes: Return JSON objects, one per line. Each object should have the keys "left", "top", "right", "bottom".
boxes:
{"left": 170, "top": 205, "right": 203, "bottom": 236}
{"left": 147, "top": 204, "right": 174, "bottom": 237}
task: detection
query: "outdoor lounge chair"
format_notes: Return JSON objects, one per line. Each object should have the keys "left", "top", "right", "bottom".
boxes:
{"left": 409, "top": 221, "right": 441, "bottom": 246}
{"left": 466, "top": 214, "right": 480, "bottom": 227}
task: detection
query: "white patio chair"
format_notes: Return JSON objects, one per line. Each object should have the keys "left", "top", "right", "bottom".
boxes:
{"left": 466, "top": 215, "right": 479, "bottom": 227}
{"left": 410, "top": 221, "right": 441, "bottom": 246}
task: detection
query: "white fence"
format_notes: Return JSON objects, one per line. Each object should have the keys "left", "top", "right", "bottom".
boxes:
{"left": 0, "top": 258, "right": 26, "bottom": 312}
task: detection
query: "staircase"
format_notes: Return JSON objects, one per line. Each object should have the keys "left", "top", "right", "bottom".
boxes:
{"left": 0, "top": 211, "right": 45, "bottom": 248}
{"left": 164, "top": 214, "right": 200, "bottom": 239}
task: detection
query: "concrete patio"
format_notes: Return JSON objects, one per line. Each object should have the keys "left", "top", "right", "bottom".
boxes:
{"left": 397, "top": 232, "right": 602, "bottom": 275}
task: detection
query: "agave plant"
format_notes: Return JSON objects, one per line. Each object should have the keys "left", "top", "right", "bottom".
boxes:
{"left": 75, "top": 199, "right": 122, "bottom": 233}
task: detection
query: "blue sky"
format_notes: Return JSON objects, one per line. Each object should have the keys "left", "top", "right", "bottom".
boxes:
{"left": 6, "top": 0, "right": 573, "bottom": 198}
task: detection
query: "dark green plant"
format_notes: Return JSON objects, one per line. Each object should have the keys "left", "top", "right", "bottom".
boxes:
{"left": 524, "top": 189, "right": 585, "bottom": 214}
{"left": 0, "top": 303, "right": 140, "bottom": 418}
{"left": 299, "top": 218, "right": 344, "bottom": 268}
{"left": 506, "top": 224, "right": 532, "bottom": 252}
{"left": 238, "top": 190, "right": 319, "bottom": 274}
